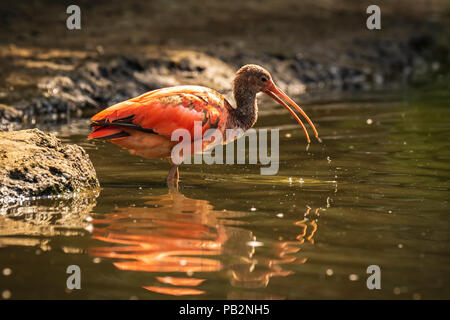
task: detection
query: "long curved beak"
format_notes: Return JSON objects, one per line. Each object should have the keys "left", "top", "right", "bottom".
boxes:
{"left": 264, "top": 81, "right": 319, "bottom": 143}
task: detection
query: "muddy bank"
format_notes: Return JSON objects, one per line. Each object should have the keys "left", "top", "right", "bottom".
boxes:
{"left": 1, "top": 33, "right": 448, "bottom": 131}
{"left": 0, "top": 0, "right": 449, "bottom": 130}
{"left": 0, "top": 48, "right": 237, "bottom": 130}
{"left": 0, "top": 129, "right": 99, "bottom": 204}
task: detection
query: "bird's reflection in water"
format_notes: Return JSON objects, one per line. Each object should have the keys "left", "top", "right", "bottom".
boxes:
{"left": 88, "top": 191, "right": 320, "bottom": 298}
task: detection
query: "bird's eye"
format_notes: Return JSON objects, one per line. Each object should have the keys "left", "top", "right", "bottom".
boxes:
{"left": 261, "top": 76, "right": 268, "bottom": 83}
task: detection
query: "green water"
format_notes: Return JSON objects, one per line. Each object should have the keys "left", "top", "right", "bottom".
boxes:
{"left": 1, "top": 90, "right": 449, "bottom": 299}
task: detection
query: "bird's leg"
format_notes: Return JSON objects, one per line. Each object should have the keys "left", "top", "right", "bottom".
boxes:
{"left": 167, "top": 160, "right": 179, "bottom": 191}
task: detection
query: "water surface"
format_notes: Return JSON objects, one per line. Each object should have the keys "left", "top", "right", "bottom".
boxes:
{"left": 1, "top": 89, "right": 449, "bottom": 299}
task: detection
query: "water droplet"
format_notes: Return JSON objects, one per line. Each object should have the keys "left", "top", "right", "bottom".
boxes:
{"left": 2, "top": 290, "right": 11, "bottom": 299}
{"left": 349, "top": 274, "right": 359, "bottom": 281}
{"left": 2, "top": 268, "right": 12, "bottom": 276}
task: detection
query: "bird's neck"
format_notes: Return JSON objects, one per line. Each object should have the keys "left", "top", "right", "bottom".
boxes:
{"left": 229, "top": 84, "right": 258, "bottom": 131}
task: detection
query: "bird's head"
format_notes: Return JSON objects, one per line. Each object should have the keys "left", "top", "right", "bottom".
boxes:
{"left": 235, "top": 64, "right": 319, "bottom": 143}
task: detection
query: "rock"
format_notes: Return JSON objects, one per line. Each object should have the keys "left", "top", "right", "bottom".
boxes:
{"left": 0, "top": 129, "right": 99, "bottom": 204}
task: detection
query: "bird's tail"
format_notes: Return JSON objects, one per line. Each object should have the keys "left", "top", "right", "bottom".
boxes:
{"left": 88, "top": 126, "right": 130, "bottom": 140}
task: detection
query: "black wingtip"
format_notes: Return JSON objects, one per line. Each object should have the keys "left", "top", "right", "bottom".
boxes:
{"left": 96, "top": 131, "right": 130, "bottom": 140}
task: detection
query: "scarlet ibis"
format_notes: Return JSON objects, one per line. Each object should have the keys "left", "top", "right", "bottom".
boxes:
{"left": 88, "top": 64, "right": 319, "bottom": 188}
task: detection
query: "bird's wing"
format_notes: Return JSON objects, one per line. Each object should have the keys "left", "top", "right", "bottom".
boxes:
{"left": 90, "top": 86, "right": 228, "bottom": 140}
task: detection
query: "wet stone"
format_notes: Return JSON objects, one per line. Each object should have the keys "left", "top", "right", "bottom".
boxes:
{"left": 0, "top": 129, "right": 99, "bottom": 205}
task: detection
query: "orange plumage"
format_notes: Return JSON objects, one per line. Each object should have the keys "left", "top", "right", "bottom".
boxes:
{"left": 89, "top": 85, "right": 228, "bottom": 143}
